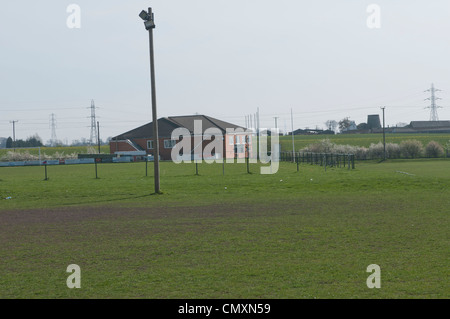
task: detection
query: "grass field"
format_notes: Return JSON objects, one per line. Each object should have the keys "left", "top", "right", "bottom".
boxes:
{"left": 2, "top": 133, "right": 449, "bottom": 160}
{"left": 0, "top": 159, "right": 449, "bottom": 298}
{"left": 279, "top": 133, "right": 450, "bottom": 151}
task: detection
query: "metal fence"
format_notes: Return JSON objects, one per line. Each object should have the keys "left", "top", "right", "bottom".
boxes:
{"left": 280, "top": 152, "right": 356, "bottom": 169}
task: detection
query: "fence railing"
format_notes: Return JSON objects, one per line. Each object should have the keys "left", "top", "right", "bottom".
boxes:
{"left": 280, "top": 152, "right": 355, "bottom": 169}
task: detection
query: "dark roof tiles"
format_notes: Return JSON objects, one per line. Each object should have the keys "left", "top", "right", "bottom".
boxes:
{"left": 113, "top": 115, "right": 244, "bottom": 140}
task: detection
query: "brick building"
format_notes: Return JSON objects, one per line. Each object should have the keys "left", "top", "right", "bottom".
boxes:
{"left": 109, "top": 115, "right": 252, "bottom": 161}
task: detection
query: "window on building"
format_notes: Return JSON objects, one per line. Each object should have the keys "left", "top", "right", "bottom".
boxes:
{"left": 164, "top": 139, "right": 176, "bottom": 149}
{"left": 147, "top": 140, "right": 153, "bottom": 149}
{"left": 229, "top": 136, "right": 234, "bottom": 145}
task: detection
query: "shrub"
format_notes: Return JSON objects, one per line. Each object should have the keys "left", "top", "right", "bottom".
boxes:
{"left": 0, "top": 150, "right": 80, "bottom": 162}
{"left": 303, "top": 139, "right": 335, "bottom": 153}
{"left": 354, "top": 146, "right": 369, "bottom": 160}
{"left": 368, "top": 142, "right": 385, "bottom": 159}
{"left": 333, "top": 144, "right": 360, "bottom": 155}
{"left": 400, "top": 140, "right": 424, "bottom": 158}
{"left": 86, "top": 146, "right": 98, "bottom": 154}
{"left": 386, "top": 143, "right": 401, "bottom": 159}
{"left": 1, "top": 151, "right": 38, "bottom": 161}
{"left": 301, "top": 139, "right": 368, "bottom": 160}
{"left": 425, "top": 141, "right": 444, "bottom": 158}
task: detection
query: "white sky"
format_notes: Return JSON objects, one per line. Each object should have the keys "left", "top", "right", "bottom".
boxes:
{"left": 1, "top": 0, "right": 450, "bottom": 143}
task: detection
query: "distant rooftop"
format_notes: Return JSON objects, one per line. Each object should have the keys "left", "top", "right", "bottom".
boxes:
{"left": 113, "top": 115, "right": 245, "bottom": 140}
{"left": 410, "top": 121, "right": 450, "bottom": 128}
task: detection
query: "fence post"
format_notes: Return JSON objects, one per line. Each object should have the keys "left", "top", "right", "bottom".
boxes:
{"left": 44, "top": 163, "right": 48, "bottom": 181}
{"left": 246, "top": 142, "right": 250, "bottom": 174}
{"left": 352, "top": 154, "right": 355, "bottom": 169}
{"left": 95, "top": 158, "right": 99, "bottom": 179}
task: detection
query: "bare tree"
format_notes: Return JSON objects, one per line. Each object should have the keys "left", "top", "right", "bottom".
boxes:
{"left": 325, "top": 120, "right": 338, "bottom": 132}
{"left": 338, "top": 118, "right": 352, "bottom": 132}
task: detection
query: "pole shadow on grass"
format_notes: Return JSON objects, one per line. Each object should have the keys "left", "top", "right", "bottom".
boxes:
{"left": 59, "top": 194, "right": 158, "bottom": 207}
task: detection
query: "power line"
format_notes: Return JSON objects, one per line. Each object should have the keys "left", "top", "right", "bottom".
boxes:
{"left": 88, "top": 100, "right": 98, "bottom": 145}
{"left": 49, "top": 113, "right": 57, "bottom": 146}
{"left": 425, "top": 83, "right": 442, "bottom": 121}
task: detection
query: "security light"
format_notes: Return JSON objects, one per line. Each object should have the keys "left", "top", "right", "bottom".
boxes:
{"left": 139, "top": 10, "right": 149, "bottom": 21}
{"left": 144, "top": 18, "right": 155, "bottom": 30}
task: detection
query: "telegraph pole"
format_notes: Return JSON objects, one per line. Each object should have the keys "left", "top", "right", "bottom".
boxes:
{"left": 291, "top": 108, "right": 295, "bottom": 162}
{"left": 273, "top": 117, "right": 279, "bottom": 130}
{"left": 140, "top": 7, "right": 161, "bottom": 194}
{"left": 257, "top": 107, "right": 260, "bottom": 135}
{"left": 97, "top": 121, "right": 101, "bottom": 154}
{"left": 10, "top": 120, "right": 18, "bottom": 151}
{"left": 381, "top": 107, "right": 386, "bottom": 160}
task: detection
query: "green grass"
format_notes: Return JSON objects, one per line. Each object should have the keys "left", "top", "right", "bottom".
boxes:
{"left": 280, "top": 133, "right": 450, "bottom": 151}
{"left": 0, "top": 160, "right": 449, "bottom": 298}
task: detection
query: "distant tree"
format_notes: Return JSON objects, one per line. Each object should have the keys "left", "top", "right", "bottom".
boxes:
{"left": 26, "top": 134, "right": 43, "bottom": 147}
{"left": 338, "top": 118, "right": 352, "bottom": 132}
{"left": 70, "top": 138, "right": 91, "bottom": 146}
{"left": 325, "top": 120, "right": 338, "bottom": 132}
{"left": 8, "top": 135, "right": 43, "bottom": 148}
{"left": 357, "top": 123, "right": 369, "bottom": 130}
{"left": 6, "top": 137, "right": 13, "bottom": 148}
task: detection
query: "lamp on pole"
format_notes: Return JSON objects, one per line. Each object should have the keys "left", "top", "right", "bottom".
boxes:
{"left": 139, "top": 7, "right": 161, "bottom": 194}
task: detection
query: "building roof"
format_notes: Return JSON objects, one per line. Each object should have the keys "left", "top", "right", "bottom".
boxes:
{"left": 113, "top": 115, "right": 244, "bottom": 140}
{"left": 410, "top": 121, "right": 450, "bottom": 128}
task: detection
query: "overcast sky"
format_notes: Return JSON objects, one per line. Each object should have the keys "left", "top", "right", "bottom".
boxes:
{"left": 1, "top": 0, "right": 450, "bottom": 143}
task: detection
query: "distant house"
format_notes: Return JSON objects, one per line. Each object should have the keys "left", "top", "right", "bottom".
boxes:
{"left": 109, "top": 115, "right": 251, "bottom": 161}
{"left": 370, "top": 120, "right": 450, "bottom": 134}
{"left": 289, "top": 128, "right": 334, "bottom": 135}
{"left": 0, "top": 137, "right": 6, "bottom": 149}
{"left": 341, "top": 121, "right": 357, "bottom": 133}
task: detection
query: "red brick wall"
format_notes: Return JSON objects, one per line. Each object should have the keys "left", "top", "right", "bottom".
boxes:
{"left": 110, "top": 134, "right": 253, "bottom": 161}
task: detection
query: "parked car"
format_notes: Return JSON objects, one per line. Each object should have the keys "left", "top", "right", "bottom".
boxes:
{"left": 146, "top": 155, "right": 161, "bottom": 161}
